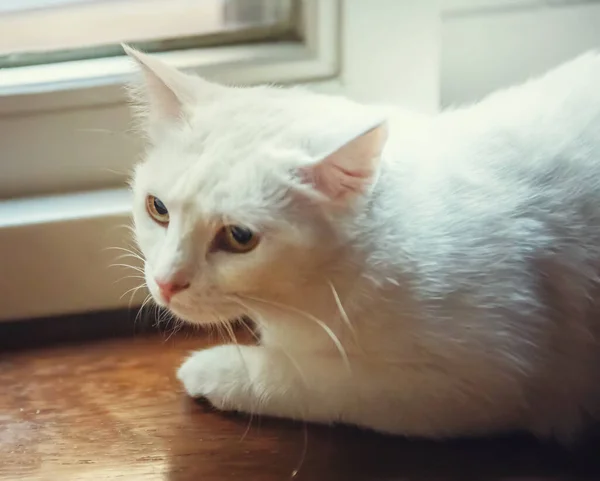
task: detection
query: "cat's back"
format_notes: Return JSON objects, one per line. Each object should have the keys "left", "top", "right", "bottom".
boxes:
{"left": 388, "top": 51, "right": 600, "bottom": 227}
{"left": 376, "top": 51, "right": 600, "bottom": 298}
{"left": 447, "top": 51, "right": 600, "bottom": 175}
{"left": 451, "top": 51, "right": 600, "bottom": 232}
{"left": 453, "top": 50, "right": 600, "bottom": 127}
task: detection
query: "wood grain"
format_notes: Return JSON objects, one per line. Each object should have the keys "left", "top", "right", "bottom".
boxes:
{"left": 1, "top": 314, "right": 599, "bottom": 480}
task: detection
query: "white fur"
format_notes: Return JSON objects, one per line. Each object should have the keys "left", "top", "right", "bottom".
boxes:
{"left": 125, "top": 45, "right": 600, "bottom": 441}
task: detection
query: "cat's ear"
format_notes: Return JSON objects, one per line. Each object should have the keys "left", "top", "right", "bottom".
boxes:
{"left": 300, "top": 114, "right": 388, "bottom": 203}
{"left": 123, "top": 44, "right": 221, "bottom": 134}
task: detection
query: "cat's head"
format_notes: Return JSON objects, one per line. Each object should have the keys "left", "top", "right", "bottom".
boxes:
{"left": 124, "top": 45, "right": 388, "bottom": 325}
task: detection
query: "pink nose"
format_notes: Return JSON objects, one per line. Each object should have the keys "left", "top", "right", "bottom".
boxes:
{"left": 156, "top": 280, "right": 190, "bottom": 302}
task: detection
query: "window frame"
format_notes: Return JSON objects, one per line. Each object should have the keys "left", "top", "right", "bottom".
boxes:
{"left": 0, "top": 0, "right": 340, "bottom": 115}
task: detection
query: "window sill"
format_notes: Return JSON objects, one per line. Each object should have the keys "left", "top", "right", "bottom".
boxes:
{"left": 0, "top": 187, "right": 130, "bottom": 228}
{"left": 0, "top": 188, "right": 143, "bottom": 322}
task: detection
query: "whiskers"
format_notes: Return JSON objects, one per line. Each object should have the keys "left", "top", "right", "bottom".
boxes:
{"left": 135, "top": 293, "right": 154, "bottom": 325}
{"left": 199, "top": 306, "right": 258, "bottom": 443}
{"left": 106, "top": 243, "right": 148, "bottom": 309}
{"left": 161, "top": 311, "right": 186, "bottom": 343}
{"left": 232, "top": 298, "right": 301, "bottom": 375}
{"left": 104, "top": 241, "right": 154, "bottom": 331}
{"left": 105, "top": 244, "right": 145, "bottom": 268}
{"left": 233, "top": 293, "right": 352, "bottom": 373}
{"left": 328, "top": 280, "right": 364, "bottom": 355}
{"left": 229, "top": 295, "right": 310, "bottom": 478}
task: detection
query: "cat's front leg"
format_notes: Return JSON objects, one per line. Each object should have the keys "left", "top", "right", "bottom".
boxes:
{"left": 176, "top": 345, "right": 265, "bottom": 414}
{"left": 177, "top": 344, "right": 526, "bottom": 437}
{"left": 176, "top": 344, "right": 346, "bottom": 423}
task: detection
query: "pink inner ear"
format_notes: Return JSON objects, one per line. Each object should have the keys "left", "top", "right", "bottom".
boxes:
{"left": 302, "top": 124, "right": 387, "bottom": 201}
{"left": 309, "top": 162, "right": 372, "bottom": 200}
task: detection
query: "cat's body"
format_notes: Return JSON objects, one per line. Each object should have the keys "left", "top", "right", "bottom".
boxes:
{"left": 125, "top": 46, "right": 600, "bottom": 441}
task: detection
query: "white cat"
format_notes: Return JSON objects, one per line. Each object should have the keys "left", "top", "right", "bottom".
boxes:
{"left": 124, "top": 44, "right": 600, "bottom": 442}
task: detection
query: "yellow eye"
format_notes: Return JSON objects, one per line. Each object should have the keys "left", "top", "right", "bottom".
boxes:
{"left": 146, "top": 195, "right": 169, "bottom": 226}
{"left": 217, "top": 225, "right": 260, "bottom": 253}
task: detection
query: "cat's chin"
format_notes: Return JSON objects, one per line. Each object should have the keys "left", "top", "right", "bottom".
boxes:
{"left": 165, "top": 300, "right": 245, "bottom": 327}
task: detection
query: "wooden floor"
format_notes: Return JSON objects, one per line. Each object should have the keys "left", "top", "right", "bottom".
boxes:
{"left": 1, "top": 312, "right": 600, "bottom": 481}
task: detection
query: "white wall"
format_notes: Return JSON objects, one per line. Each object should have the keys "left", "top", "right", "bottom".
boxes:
{"left": 442, "top": 0, "right": 600, "bottom": 106}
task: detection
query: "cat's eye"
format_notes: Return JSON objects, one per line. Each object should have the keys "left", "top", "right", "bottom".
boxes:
{"left": 146, "top": 195, "right": 170, "bottom": 225}
{"left": 216, "top": 225, "right": 260, "bottom": 253}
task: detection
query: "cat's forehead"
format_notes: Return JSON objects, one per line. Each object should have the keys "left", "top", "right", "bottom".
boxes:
{"left": 189, "top": 88, "right": 310, "bottom": 142}
{"left": 137, "top": 135, "right": 290, "bottom": 225}
{"left": 142, "top": 92, "right": 308, "bottom": 183}
{"left": 142, "top": 146, "right": 272, "bottom": 195}
{"left": 160, "top": 90, "right": 306, "bottom": 162}
{"left": 135, "top": 87, "right": 340, "bottom": 217}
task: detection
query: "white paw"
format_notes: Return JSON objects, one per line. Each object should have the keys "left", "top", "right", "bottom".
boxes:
{"left": 176, "top": 345, "right": 254, "bottom": 412}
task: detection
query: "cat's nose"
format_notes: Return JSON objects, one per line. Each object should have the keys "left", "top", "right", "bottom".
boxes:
{"left": 156, "top": 279, "right": 190, "bottom": 302}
